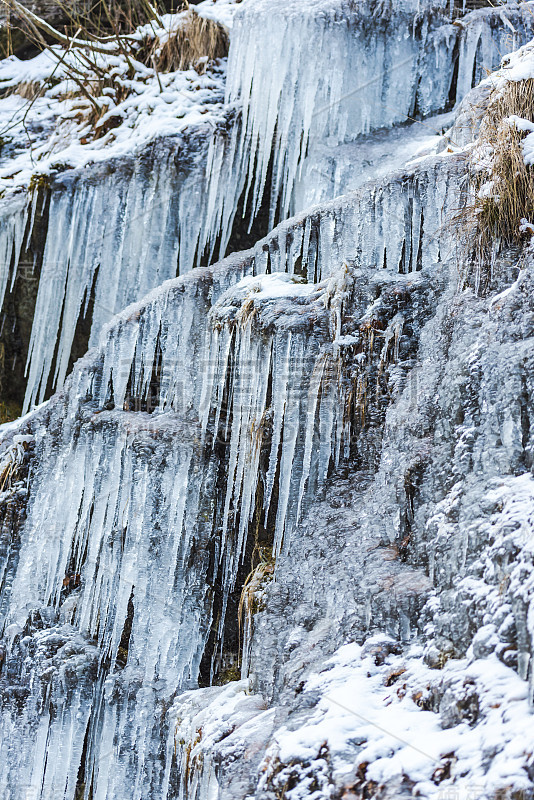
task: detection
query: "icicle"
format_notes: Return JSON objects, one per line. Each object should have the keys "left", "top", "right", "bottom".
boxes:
{"left": 0, "top": 195, "right": 28, "bottom": 313}
{"left": 21, "top": 119, "right": 246, "bottom": 413}
{"left": 226, "top": 0, "right": 534, "bottom": 228}
{"left": 226, "top": 0, "right": 456, "bottom": 228}
{"left": 456, "top": 4, "right": 534, "bottom": 103}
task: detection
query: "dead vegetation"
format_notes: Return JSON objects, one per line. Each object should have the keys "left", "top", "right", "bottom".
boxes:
{"left": 3, "top": 0, "right": 228, "bottom": 71}
{"left": 238, "top": 551, "right": 274, "bottom": 628}
{"left": 461, "top": 78, "right": 534, "bottom": 291}
{"left": 147, "top": 10, "right": 228, "bottom": 74}
{"left": 2, "top": 1, "right": 184, "bottom": 55}
{"left": 238, "top": 544, "right": 275, "bottom": 671}
{"left": 9, "top": 79, "right": 44, "bottom": 99}
{"left": 0, "top": 436, "right": 32, "bottom": 493}
{"left": 1, "top": 0, "right": 229, "bottom": 130}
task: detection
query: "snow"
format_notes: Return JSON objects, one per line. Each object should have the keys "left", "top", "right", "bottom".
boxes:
{"left": 506, "top": 114, "right": 534, "bottom": 133}
{"left": 503, "top": 114, "right": 534, "bottom": 166}
{"left": 196, "top": 0, "right": 248, "bottom": 30}
{"left": 0, "top": 46, "right": 227, "bottom": 191}
{"left": 522, "top": 130, "right": 534, "bottom": 165}
{"left": 258, "top": 641, "right": 533, "bottom": 800}
{"left": 453, "top": 473, "right": 534, "bottom": 679}
{"left": 493, "top": 37, "right": 534, "bottom": 83}
{"left": 167, "top": 679, "right": 274, "bottom": 800}
{"left": 0, "top": 0, "right": 249, "bottom": 198}
{"left": 0, "top": 0, "right": 249, "bottom": 193}
{"left": 216, "top": 272, "right": 316, "bottom": 301}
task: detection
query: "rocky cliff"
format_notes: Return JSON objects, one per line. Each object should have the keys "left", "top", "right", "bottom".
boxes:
{"left": 0, "top": 1, "right": 533, "bottom": 799}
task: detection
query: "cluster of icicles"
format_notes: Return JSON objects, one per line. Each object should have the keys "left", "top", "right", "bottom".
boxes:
{"left": 0, "top": 150, "right": 459, "bottom": 799}
{"left": 1, "top": 0, "right": 532, "bottom": 414}
{"left": 0, "top": 262, "right": 345, "bottom": 800}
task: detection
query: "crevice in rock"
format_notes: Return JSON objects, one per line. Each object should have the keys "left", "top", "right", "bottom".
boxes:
{"left": 0, "top": 190, "right": 48, "bottom": 417}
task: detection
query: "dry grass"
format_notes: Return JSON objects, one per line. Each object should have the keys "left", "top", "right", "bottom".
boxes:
{"left": 0, "top": 438, "right": 29, "bottom": 492}
{"left": 2, "top": 1, "right": 185, "bottom": 52}
{"left": 461, "top": 78, "right": 534, "bottom": 291}
{"left": 238, "top": 546, "right": 274, "bottom": 672}
{"left": 148, "top": 11, "right": 229, "bottom": 73}
{"left": 7, "top": 80, "right": 44, "bottom": 100}
{"left": 4, "top": 0, "right": 227, "bottom": 73}
{"left": 238, "top": 552, "right": 274, "bottom": 633}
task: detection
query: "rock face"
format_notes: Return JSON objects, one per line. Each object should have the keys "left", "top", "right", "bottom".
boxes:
{"left": 242, "top": 260, "right": 534, "bottom": 798}
{"left": 0, "top": 1, "right": 533, "bottom": 799}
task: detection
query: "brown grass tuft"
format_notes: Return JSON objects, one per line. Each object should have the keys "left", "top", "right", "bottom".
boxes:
{"left": 461, "top": 78, "right": 534, "bottom": 291}
{"left": 10, "top": 80, "right": 44, "bottom": 100}
{"left": 148, "top": 10, "right": 229, "bottom": 74}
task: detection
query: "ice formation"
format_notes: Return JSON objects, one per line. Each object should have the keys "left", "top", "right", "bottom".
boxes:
{"left": 0, "top": 138, "right": 466, "bottom": 797}
{"left": 0, "top": 0, "right": 532, "bottom": 412}
{"left": 0, "top": 9, "right": 244, "bottom": 411}
{"left": 0, "top": 270, "right": 336, "bottom": 797}
{"left": 0, "top": 0, "right": 533, "bottom": 799}
{"left": 0, "top": 193, "right": 30, "bottom": 314}
{"left": 226, "top": 0, "right": 534, "bottom": 220}
{"left": 22, "top": 122, "right": 243, "bottom": 411}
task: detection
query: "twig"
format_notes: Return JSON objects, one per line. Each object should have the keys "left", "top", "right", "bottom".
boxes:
{"left": 0, "top": 26, "right": 85, "bottom": 138}
{"left": 2, "top": 0, "right": 137, "bottom": 54}
{"left": 151, "top": 54, "right": 163, "bottom": 92}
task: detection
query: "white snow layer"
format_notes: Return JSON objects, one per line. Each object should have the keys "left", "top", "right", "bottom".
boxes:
{"left": 0, "top": 47, "right": 227, "bottom": 188}
{"left": 261, "top": 641, "right": 533, "bottom": 800}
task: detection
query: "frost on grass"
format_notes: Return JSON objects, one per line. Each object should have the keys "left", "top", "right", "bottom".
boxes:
{"left": 463, "top": 40, "right": 534, "bottom": 291}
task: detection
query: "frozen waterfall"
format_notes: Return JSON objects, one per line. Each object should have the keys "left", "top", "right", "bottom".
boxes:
{"left": 0, "top": 147, "right": 462, "bottom": 799}
{"left": 1, "top": 1, "right": 532, "bottom": 413}
{"left": 0, "top": 0, "right": 533, "bottom": 798}
{"left": 226, "top": 0, "right": 534, "bottom": 220}
{"left": 21, "top": 122, "right": 245, "bottom": 413}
